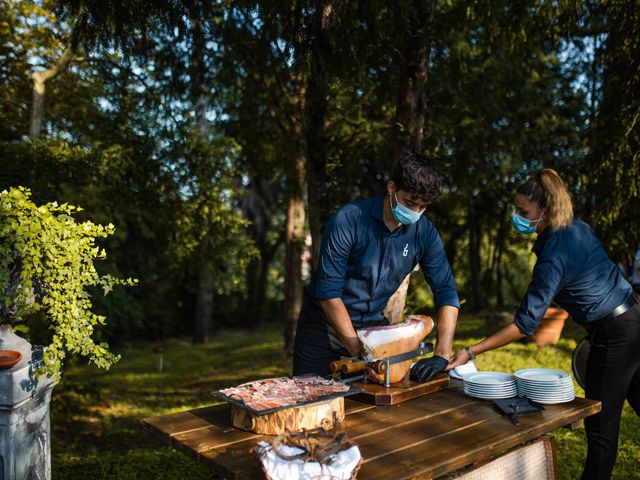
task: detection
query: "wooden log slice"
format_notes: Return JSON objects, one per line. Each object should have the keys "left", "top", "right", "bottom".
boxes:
{"left": 231, "top": 397, "right": 345, "bottom": 435}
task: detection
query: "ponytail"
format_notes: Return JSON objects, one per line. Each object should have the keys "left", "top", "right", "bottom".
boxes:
{"left": 539, "top": 170, "right": 573, "bottom": 229}
{"left": 517, "top": 169, "right": 573, "bottom": 230}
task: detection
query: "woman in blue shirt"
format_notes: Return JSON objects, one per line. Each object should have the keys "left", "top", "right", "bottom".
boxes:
{"left": 448, "top": 169, "right": 639, "bottom": 480}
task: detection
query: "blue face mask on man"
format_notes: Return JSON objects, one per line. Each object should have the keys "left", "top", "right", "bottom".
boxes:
{"left": 390, "top": 191, "right": 423, "bottom": 225}
{"left": 511, "top": 212, "right": 544, "bottom": 235}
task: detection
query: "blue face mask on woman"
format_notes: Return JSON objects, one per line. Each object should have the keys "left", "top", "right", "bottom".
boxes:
{"left": 390, "top": 191, "right": 423, "bottom": 225}
{"left": 511, "top": 212, "right": 544, "bottom": 235}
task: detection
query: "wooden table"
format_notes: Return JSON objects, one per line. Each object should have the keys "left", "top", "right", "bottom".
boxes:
{"left": 143, "top": 381, "right": 600, "bottom": 479}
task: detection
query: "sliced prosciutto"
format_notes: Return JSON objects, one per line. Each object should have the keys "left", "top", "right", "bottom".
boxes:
{"left": 357, "top": 314, "right": 434, "bottom": 384}
{"left": 218, "top": 375, "right": 350, "bottom": 412}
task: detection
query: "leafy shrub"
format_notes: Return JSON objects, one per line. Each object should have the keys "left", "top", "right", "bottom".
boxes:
{"left": 0, "top": 186, "right": 137, "bottom": 378}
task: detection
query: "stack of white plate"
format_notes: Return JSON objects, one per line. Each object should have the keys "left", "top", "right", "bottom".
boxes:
{"left": 514, "top": 368, "right": 575, "bottom": 404}
{"left": 462, "top": 372, "right": 518, "bottom": 400}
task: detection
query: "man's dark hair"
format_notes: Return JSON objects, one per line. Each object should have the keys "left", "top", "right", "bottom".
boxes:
{"left": 390, "top": 152, "right": 443, "bottom": 202}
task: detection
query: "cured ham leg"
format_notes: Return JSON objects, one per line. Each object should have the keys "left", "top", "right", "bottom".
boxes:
{"left": 357, "top": 315, "right": 435, "bottom": 384}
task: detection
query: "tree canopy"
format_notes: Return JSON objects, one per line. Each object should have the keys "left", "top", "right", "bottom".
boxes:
{"left": 0, "top": 0, "right": 638, "bottom": 348}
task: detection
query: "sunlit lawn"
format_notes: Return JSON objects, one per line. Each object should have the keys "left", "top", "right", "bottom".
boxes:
{"left": 51, "top": 314, "right": 640, "bottom": 479}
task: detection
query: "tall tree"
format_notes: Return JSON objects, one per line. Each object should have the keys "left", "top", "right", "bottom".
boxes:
{"left": 423, "top": 0, "right": 587, "bottom": 310}
{"left": 45, "top": 0, "right": 259, "bottom": 340}
{"left": 384, "top": 0, "right": 437, "bottom": 323}
{"left": 586, "top": 0, "right": 640, "bottom": 261}
{"left": 392, "top": 0, "right": 436, "bottom": 163}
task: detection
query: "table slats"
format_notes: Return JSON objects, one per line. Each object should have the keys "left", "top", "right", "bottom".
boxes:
{"left": 143, "top": 385, "right": 600, "bottom": 480}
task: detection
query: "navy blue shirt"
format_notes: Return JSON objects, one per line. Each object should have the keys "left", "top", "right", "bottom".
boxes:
{"left": 310, "top": 193, "right": 460, "bottom": 325}
{"left": 515, "top": 220, "right": 633, "bottom": 335}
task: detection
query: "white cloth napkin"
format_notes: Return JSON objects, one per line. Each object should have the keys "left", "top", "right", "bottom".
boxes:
{"left": 448, "top": 361, "right": 478, "bottom": 380}
{"left": 256, "top": 441, "right": 361, "bottom": 480}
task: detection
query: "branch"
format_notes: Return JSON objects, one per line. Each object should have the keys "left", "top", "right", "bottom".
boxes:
{"left": 30, "top": 46, "right": 75, "bottom": 140}
{"left": 31, "top": 46, "right": 74, "bottom": 85}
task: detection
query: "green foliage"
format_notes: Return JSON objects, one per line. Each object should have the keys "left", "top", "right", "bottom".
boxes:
{"left": 169, "top": 134, "right": 259, "bottom": 296}
{"left": 0, "top": 0, "right": 71, "bottom": 140}
{"left": 0, "top": 187, "right": 137, "bottom": 379}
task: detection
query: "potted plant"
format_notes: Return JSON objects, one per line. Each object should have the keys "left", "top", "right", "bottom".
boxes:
{"left": 0, "top": 186, "right": 137, "bottom": 379}
{"left": 529, "top": 305, "right": 570, "bottom": 347}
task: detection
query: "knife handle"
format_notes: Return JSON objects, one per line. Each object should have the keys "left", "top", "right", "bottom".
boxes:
{"left": 342, "top": 360, "right": 367, "bottom": 374}
{"left": 330, "top": 359, "right": 389, "bottom": 374}
{"left": 329, "top": 359, "right": 366, "bottom": 374}
{"left": 330, "top": 359, "right": 352, "bottom": 373}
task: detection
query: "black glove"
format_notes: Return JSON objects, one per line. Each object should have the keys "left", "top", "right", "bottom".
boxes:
{"left": 410, "top": 355, "right": 449, "bottom": 382}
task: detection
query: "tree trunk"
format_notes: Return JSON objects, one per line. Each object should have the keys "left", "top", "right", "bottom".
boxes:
{"left": 385, "top": 0, "right": 437, "bottom": 323}
{"left": 304, "top": 2, "right": 333, "bottom": 272}
{"left": 241, "top": 177, "right": 282, "bottom": 325}
{"left": 194, "top": 265, "right": 214, "bottom": 343}
{"left": 191, "top": 12, "right": 214, "bottom": 343}
{"left": 468, "top": 205, "right": 484, "bottom": 311}
{"left": 495, "top": 213, "right": 507, "bottom": 308}
{"left": 496, "top": 255, "right": 505, "bottom": 308}
{"left": 391, "top": 0, "right": 436, "bottom": 163}
{"left": 283, "top": 152, "right": 306, "bottom": 354}
{"left": 244, "top": 257, "right": 260, "bottom": 322}
{"left": 246, "top": 239, "right": 282, "bottom": 325}
{"left": 30, "top": 47, "right": 74, "bottom": 140}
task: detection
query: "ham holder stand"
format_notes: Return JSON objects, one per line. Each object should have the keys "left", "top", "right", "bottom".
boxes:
{"left": 330, "top": 341, "right": 450, "bottom": 406}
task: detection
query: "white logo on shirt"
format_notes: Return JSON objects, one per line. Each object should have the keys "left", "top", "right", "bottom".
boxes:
{"left": 403, "top": 244, "right": 409, "bottom": 257}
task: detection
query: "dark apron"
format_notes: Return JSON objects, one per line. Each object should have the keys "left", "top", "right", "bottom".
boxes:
{"left": 292, "top": 289, "right": 388, "bottom": 376}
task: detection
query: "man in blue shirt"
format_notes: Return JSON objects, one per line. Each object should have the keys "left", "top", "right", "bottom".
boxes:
{"left": 292, "top": 153, "right": 460, "bottom": 379}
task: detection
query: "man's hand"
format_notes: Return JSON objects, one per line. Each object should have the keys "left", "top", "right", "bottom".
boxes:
{"left": 318, "top": 298, "right": 361, "bottom": 357}
{"left": 410, "top": 355, "right": 449, "bottom": 382}
{"left": 342, "top": 335, "right": 362, "bottom": 358}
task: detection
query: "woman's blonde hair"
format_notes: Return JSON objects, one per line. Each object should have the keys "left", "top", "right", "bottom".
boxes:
{"left": 516, "top": 169, "right": 573, "bottom": 230}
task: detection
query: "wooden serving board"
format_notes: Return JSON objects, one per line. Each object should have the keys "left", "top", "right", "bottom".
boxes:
{"left": 348, "top": 373, "right": 450, "bottom": 406}
{"left": 231, "top": 396, "right": 345, "bottom": 435}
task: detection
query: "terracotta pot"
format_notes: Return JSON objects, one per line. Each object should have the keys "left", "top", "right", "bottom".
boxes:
{"left": 0, "top": 349, "right": 22, "bottom": 369}
{"left": 530, "top": 307, "right": 569, "bottom": 347}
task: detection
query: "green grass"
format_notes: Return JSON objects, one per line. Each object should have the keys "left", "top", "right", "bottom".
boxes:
{"left": 51, "top": 315, "right": 640, "bottom": 479}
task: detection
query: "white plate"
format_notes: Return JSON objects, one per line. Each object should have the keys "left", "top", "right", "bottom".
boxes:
{"left": 463, "top": 372, "right": 515, "bottom": 385}
{"left": 526, "top": 394, "right": 576, "bottom": 405}
{"left": 464, "top": 385, "right": 517, "bottom": 392}
{"left": 517, "top": 376, "right": 573, "bottom": 383}
{"left": 522, "top": 391, "right": 575, "bottom": 398}
{"left": 464, "top": 388, "right": 518, "bottom": 395}
{"left": 465, "top": 385, "right": 518, "bottom": 392}
{"left": 464, "top": 391, "right": 518, "bottom": 400}
{"left": 464, "top": 382, "right": 518, "bottom": 390}
{"left": 514, "top": 369, "right": 571, "bottom": 382}
{"left": 517, "top": 380, "right": 574, "bottom": 389}
{"left": 519, "top": 386, "right": 574, "bottom": 394}
{"left": 464, "top": 381, "right": 517, "bottom": 388}
{"left": 466, "top": 393, "right": 519, "bottom": 400}
{"left": 466, "top": 390, "right": 519, "bottom": 396}
{"left": 518, "top": 382, "right": 574, "bottom": 389}
{"left": 522, "top": 393, "right": 576, "bottom": 400}
{"left": 466, "top": 389, "right": 518, "bottom": 396}
{"left": 519, "top": 387, "right": 573, "bottom": 394}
